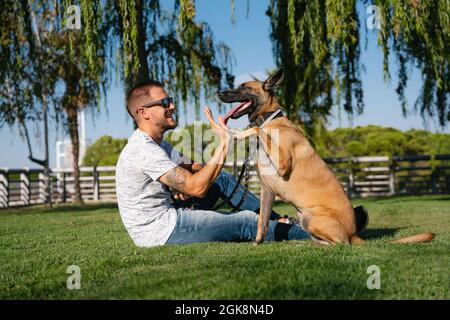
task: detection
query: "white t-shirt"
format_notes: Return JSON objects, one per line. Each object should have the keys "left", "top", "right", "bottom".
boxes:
{"left": 116, "top": 129, "right": 182, "bottom": 247}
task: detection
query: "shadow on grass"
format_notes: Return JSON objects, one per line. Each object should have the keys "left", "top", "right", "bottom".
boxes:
{"left": 0, "top": 202, "right": 118, "bottom": 216}
{"left": 410, "top": 195, "right": 450, "bottom": 202}
{"left": 354, "top": 194, "right": 450, "bottom": 203}
{"left": 359, "top": 227, "right": 403, "bottom": 240}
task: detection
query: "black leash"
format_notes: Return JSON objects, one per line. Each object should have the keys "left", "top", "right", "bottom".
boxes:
{"left": 170, "top": 145, "right": 250, "bottom": 212}
{"left": 174, "top": 110, "right": 284, "bottom": 212}
{"left": 213, "top": 110, "right": 282, "bottom": 212}
{"left": 212, "top": 144, "right": 250, "bottom": 212}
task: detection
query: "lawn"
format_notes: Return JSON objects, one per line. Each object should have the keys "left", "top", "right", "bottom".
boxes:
{"left": 0, "top": 195, "right": 449, "bottom": 299}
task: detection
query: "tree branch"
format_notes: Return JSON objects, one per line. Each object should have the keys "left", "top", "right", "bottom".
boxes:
{"left": 20, "top": 120, "right": 47, "bottom": 167}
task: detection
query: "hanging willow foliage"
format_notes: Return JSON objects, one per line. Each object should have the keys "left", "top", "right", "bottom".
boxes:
{"left": 116, "top": 0, "right": 139, "bottom": 78}
{"left": 1, "top": 0, "right": 113, "bottom": 203}
{"left": 112, "top": 0, "right": 235, "bottom": 121}
{"left": 374, "top": 0, "right": 450, "bottom": 126}
{"left": 58, "top": 0, "right": 110, "bottom": 114}
{"left": 1, "top": 0, "right": 234, "bottom": 145}
{"left": 267, "top": 0, "right": 364, "bottom": 139}
{"left": 0, "top": 1, "right": 32, "bottom": 127}
{"left": 175, "top": 0, "right": 235, "bottom": 119}
{"left": 268, "top": 0, "right": 449, "bottom": 136}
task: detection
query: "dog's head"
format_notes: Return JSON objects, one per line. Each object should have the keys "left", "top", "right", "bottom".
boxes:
{"left": 219, "top": 68, "right": 284, "bottom": 124}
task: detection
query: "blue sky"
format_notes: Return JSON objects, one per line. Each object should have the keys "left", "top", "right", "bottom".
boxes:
{"left": 0, "top": 0, "right": 448, "bottom": 168}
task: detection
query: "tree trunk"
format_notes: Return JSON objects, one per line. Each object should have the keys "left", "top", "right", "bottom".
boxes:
{"left": 21, "top": 94, "right": 52, "bottom": 208}
{"left": 42, "top": 95, "right": 52, "bottom": 208}
{"left": 28, "top": 0, "right": 52, "bottom": 207}
{"left": 128, "top": 0, "right": 150, "bottom": 131}
{"left": 67, "top": 107, "right": 83, "bottom": 204}
{"left": 22, "top": 114, "right": 52, "bottom": 208}
{"left": 132, "top": 0, "right": 150, "bottom": 85}
{"left": 117, "top": 0, "right": 149, "bottom": 130}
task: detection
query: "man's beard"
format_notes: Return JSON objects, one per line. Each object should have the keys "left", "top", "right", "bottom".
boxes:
{"left": 162, "top": 109, "right": 177, "bottom": 130}
{"left": 163, "top": 117, "right": 177, "bottom": 130}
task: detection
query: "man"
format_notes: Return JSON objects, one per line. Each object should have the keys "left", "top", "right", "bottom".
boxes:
{"left": 116, "top": 80, "right": 368, "bottom": 247}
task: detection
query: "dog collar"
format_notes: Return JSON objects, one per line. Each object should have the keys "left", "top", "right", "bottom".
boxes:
{"left": 249, "top": 108, "right": 284, "bottom": 128}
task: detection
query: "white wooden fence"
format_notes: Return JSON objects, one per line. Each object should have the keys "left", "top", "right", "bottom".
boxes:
{"left": 0, "top": 166, "right": 117, "bottom": 208}
{"left": 1, "top": 154, "right": 450, "bottom": 208}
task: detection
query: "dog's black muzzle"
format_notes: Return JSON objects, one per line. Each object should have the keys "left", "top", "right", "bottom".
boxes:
{"left": 219, "top": 90, "right": 261, "bottom": 106}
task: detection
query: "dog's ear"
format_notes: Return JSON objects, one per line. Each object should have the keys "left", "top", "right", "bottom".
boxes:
{"left": 263, "top": 68, "right": 284, "bottom": 92}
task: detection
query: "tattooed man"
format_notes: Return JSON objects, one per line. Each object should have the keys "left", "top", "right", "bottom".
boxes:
{"left": 116, "top": 80, "right": 309, "bottom": 247}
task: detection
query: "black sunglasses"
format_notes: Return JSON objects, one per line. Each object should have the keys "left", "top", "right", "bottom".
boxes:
{"left": 138, "top": 96, "right": 173, "bottom": 112}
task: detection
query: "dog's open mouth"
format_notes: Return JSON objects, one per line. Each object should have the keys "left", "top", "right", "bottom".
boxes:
{"left": 223, "top": 100, "right": 252, "bottom": 124}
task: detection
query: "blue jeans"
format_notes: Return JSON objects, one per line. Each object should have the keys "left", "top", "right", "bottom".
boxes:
{"left": 166, "top": 171, "right": 310, "bottom": 245}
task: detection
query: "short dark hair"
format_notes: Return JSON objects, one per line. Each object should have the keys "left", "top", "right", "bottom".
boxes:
{"left": 125, "top": 79, "right": 163, "bottom": 120}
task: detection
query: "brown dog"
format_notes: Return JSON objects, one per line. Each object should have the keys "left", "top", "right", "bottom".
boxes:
{"left": 219, "top": 69, "right": 435, "bottom": 245}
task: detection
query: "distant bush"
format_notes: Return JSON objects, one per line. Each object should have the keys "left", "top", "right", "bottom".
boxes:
{"left": 165, "top": 122, "right": 212, "bottom": 161}
{"left": 83, "top": 135, "right": 128, "bottom": 166}
{"left": 316, "top": 125, "right": 450, "bottom": 158}
{"left": 165, "top": 122, "right": 249, "bottom": 162}
{"left": 83, "top": 126, "right": 450, "bottom": 166}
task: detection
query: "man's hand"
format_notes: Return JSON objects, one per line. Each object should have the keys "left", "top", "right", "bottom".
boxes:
{"left": 159, "top": 107, "right": 230, "bottom": 198}
{"left": 191, "top": 162, "right": 204, "bottom": 172}
{"left": 204, "top": 106, "right": 230, "bottom": 146}
{"left": 172, "top": 191, "right": 191, "bottom": 201}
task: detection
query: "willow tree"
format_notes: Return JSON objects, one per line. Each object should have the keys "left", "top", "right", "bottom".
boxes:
{"left": 64, "top": 0, "right": 233, "bottom": 201}
{"left": 0, "top": 1, "right": 111, "bottom": 204}
{"left": 1, "top": 0, "right": 233, "bottom": 204}
{"left": 267, "top": 0, "right": 449, "bottom": 141}
{"left": 375, "top": 0, "right": 450, "bottom": 126}
{"left": 267, "top": 0, "right": 364, "bottom": 142}
{"left": 0, "top": 0, "right": 63, "bottom": 206}
{"left": 111, "top": 0, "right": 234, "bottom": 121}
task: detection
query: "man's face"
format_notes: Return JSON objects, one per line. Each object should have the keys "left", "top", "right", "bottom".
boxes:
{"left": 133, "top": 86, "right": 177, "bottom": 130}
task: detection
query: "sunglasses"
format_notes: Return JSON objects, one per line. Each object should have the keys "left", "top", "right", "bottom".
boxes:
{"left": 137, "top": 96, "right": 173, "bottom": 113}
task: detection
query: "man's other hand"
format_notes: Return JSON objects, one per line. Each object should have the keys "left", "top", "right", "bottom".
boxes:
{"left": 191, "top": 162, "right": 204, "bottom": 172}
{"left": 172, "top": 190, "right": 191, "bottom": 201}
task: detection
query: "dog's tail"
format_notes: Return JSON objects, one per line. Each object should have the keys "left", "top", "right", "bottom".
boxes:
{"left": 351, "top": 232, "right": 435, "bottom": 244}
{"left": 390, "top": 232, "right": 435, "bottom": 244}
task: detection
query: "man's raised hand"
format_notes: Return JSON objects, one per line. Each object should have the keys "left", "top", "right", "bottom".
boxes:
{"left": 203, "top": 106, "right": 230, "bottom": 145}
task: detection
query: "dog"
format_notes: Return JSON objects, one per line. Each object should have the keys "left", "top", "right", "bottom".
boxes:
{"left": 219, "top": 68, "right": 435, "bottom": 245}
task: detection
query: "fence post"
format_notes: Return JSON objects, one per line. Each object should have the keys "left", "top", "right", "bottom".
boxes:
{"left": 431, "top": 170, "right": 438, "bottom": 194}
{"left": 389, "top": 156, "right": 395, "bottom": 196}
{"left": 93, "top": 166, "right": 100, "bottom": 201}
{"left": 347, "top": 158, "right": 354, "bottom": 198}
{"left": 38, "top": 172, "right": 45, "bottom": 204}
{"left": 20, "top": 170, "right": 30, "bottom": 206}
{"left": 430, "top": 154, "right": 437, "bottom": 194}
{"left": 49, "top": 171, "right": 53, "bottom": 206}
{"left": 62, "top": 172, "right": 67, "bottom": 203}
{"left": 0, "top": 170, "right": 9, "bottom": 208}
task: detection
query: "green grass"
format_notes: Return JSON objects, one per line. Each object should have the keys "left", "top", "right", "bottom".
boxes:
{"left": 1, "top": 195, "right": 449, "bottom": 299}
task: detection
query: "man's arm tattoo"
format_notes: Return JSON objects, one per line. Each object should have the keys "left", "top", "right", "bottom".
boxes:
{"left": 165, "top": 167, "right": 187, "bottom": 190}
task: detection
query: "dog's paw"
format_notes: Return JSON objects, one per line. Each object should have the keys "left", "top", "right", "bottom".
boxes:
{"left": 254, "top": 237, "right": 264, "bottom": 245}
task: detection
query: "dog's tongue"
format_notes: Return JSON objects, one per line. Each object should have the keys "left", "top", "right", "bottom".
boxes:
{"left": 223, "top": 101, "right": 251, "bottom": 124}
